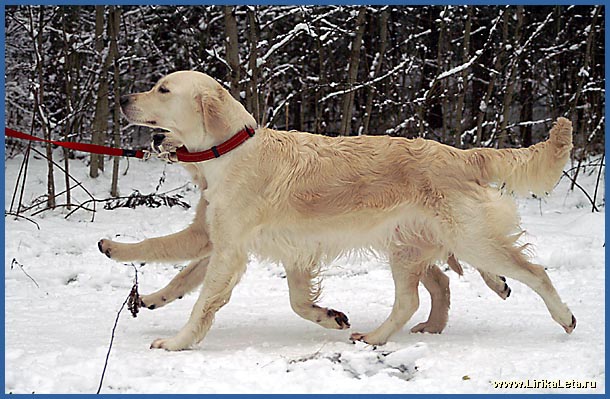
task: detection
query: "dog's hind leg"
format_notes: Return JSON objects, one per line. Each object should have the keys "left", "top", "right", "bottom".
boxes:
{"left": 448, "top": 254, "right": 511, "bottom": 299}
{"left": 411, "top": 257, "right": 511, "bottom": 334}
{"left": 351, "top": 244, "right": 435, "bottom": 345}
{"left": 411, "top": 264, "right": 450, "bottom": 334}
{"left": 285, "top": 263, "right": 350, "bottom": 330}
{"left": 140, "top": 257, "right": 210, "bottom": 310}
{"left": 459, "top": 239, "right": 575, "bottom": 334}
{"left": 479, "top": 270, "right": 511, "bottom": 300}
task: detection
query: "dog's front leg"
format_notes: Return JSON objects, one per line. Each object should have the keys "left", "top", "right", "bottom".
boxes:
{"left": 98, "top": 196, "right": 211, "bottom": 263}
{"left": 150, "top": 248, "right": 247, "bottom": 351}
{"left": 98, "top": 227, "right": 211, "bottom": 263}
{"left": 139, "top": 257, "right": 210, "bottom": 310}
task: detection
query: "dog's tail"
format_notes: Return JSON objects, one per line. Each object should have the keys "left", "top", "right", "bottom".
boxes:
{"left": 464, "top": 117, "right": 573, "bottom": 196}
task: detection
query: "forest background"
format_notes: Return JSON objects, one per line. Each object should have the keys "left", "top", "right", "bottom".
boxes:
{"left": 4, "top": 5, "right": 605, "bottom": 207}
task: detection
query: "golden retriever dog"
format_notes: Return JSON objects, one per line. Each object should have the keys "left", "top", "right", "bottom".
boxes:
{"left": 99, "top": 70, "right": 575, "bottom": 351}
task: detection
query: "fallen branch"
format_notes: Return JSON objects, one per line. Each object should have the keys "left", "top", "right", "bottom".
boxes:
{"left": 592, "top": 153, "right": 605, "bottom": 212}
{"left": 10, "top": 258, "right": 41, "bottom": 288}
{"left": 96, "top": 264, "right": 139, "bottom": 394}
{"left": 5, "top": 211, "right": 40, "bottom": 230}
{"left": 20, "top": 147, "right": 97, "bottom": 221}
{"left": 561, "top": 170, "right": 600, "bottom": 212}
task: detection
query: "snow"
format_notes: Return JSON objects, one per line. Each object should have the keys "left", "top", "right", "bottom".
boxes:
{"left": 259, "top": 23, "right": 311, "bottom": 65}
{"left": 437, "top": 50, "right": 482, "bottom": 81}
{"left": 4, "top": 151, "right": 605, "bottom": 394}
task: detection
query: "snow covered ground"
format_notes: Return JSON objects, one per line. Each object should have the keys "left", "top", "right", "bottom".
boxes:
{"left": 4, "top": 149, "right": 605, "bottom": 394}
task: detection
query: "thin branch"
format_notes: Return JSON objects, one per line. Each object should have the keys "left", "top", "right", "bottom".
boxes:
{"left": 97, "top": 264, "right": 139, "bottom": 394}
{"left": 561, "top": 171, "right": 599, "bottom": 212}
{"left": 10, "top": 258, "right": 41, "bottom": 289}
{"left": 5, "top": 212, "right": 41, "bottom": 230}
{"left": 592, "top": 153, "right": 604, "bottom": 213}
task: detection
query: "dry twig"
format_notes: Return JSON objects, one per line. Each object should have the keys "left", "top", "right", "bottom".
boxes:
{"left": 96, "top": 264, "right": 139, "bottom": 394}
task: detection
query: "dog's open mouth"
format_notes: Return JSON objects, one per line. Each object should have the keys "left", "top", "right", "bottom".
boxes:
{"left": 149, "top": 128, "right": 179, "bottom": 157}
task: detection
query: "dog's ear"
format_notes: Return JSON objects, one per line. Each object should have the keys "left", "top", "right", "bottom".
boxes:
{"left": 198, "top": 87, "right": 231, "bottom": 140}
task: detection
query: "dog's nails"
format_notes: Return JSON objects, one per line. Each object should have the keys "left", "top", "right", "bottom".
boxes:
{"left": 148, "top": 304, "right": 156, "bottom": 310}
{"left": 97, "top": 240, "right": 104, "bottom": 253}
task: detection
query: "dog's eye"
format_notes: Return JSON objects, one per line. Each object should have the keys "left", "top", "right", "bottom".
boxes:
{"left": 158, "top": 86, "right": 170, "bottom": 94}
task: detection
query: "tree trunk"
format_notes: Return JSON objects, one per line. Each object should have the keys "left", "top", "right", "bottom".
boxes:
{"left": 455, "top": 6, "right": 472, "bottom": 148}
{"left": 498, "top": 6, "right": 524, "bottom": 148}
{"left": 569, "top": 5, "right": 600, "bottom": 191}
{"left": 436, "top": 8, "right": 448, "bottom": 142}
{"left": 519, "top": 41, "right": 533, "bottom": 148}
{"left": 90, "top": 5, "right": 109, "bottom": 178}
{"left": 475, "top": 9, "right": 508, "bottom": 147}
{"left": 418, "top": 9, "right": 443, "bottom": 137}
{"left": 314, "top": 33, "right": 326, "bottom": 135}
{"left": 109, "top": 7, "right": 121, "bottom": 197}
{"left": 224, "top": 6, "right": 241, "bottom": 100}
{"left": 246, "top": 7, "right": 260, "bottom": 123}
{"left": 340, "top": 7, "right": 367, "bottom": 136}
{"left": 61, "top": 7, "right": 75, "bottom": 209}
{"left": 32, "top": 7, "right": 56, "bottom": 209}
{"left": 362, "top": 9, "right": 388, "bottom": 136}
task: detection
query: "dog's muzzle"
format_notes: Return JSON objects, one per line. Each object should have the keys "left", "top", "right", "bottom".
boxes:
{"left": 152, "top": 133, "right": 166, "bottom": 149}
{"left": 148, "top": 132, "right": 178, "bottom": 163}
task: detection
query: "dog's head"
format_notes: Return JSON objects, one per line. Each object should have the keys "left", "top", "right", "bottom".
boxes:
{"left": 121, "top": 71, "right": 256, "bottom": 152}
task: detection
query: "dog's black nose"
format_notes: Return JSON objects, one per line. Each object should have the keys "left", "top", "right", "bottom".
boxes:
{"left": 120, "top": 95, "right": 130, "bottom": 108}
{"left": 152, "top": 133, "right": 166, "bottom": 147}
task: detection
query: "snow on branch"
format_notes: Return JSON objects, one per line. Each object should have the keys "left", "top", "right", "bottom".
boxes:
{"left": 319, "top": 57, "right": 415, "bottom": 103}
{"left": 258, "top": 22, "right": 313, "bottom": 67}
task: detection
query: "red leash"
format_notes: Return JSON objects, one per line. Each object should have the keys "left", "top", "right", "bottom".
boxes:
{"left": 5, "top": 126, "right": 256, "bottom": 163}
{"left": 5, "top": 127, "right": 145, "bottom": 159}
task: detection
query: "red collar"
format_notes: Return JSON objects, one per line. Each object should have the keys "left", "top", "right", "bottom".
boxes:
{"left": 175, "top": 126, "right": 256, "bottom": 163}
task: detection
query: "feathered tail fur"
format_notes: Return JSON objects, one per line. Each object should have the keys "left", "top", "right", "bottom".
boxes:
{"left": 466, "top": 117, "right": 573, "bottom": 196}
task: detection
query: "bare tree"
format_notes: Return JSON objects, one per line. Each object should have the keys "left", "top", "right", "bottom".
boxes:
{"left": 109, "top": 7, "right": 121, "bottom": 197}
{"left": 31, "top": 6, "right": 56, "bottom": 209}
{"left": 498, "top": 6, "right": 524, "bottom": 148}
{"left": 59, "top": 7, "right": 78, "bottom": 209}
{"left": 455, "top": 6, "right": 472, "bottom": 147}
{"left": 245, "top": 7, "right": 260, "bottom": 122}
{"left": 362, "top": 8, "right": 388, "bottom": 136}
{"left": 569, "top": 5, "right": 602, "bottom": 190}
{"left": 340, "top": 7, "right": 367, "bottom": 136}
{"left": 90, "top": 5, "right": 109, "bottom": 178}
{"left": 224, "top": 6, "right": 241, "bottom": 100}
{"left": 4, "top": 5, "right": 605, "bottom": 191}
{"left": 475, "top": 8, "right": 508, "bottom": 147}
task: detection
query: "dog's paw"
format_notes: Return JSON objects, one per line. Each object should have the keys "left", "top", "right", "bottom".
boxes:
{"left": 410, "top": 320, "right": 445, "bottom": 334}
{"left": 97, "top": 239, "right": 135, "bottom": 262}
{"left": 150, "top": 337, "right": 190, "bottom": 351}
{"left": 562, "top": 314, "right": 577, "bottom": 334}
{"left": 98, "top": 239, "right": 114, "bottom": 259}
{"left": 325, "top": 308, "right": 350, "bottom": 330}
{"left": 139, "top": 293, "right": 176, "bottom": 310}
{"left": 349, "top": 332, "right": 387, "bottom": 346}
{"left": 497, "top": 276, "right": 512, "bottom": 300}
{"left": 311, "top": 306, "right": 350, "bottom": 330}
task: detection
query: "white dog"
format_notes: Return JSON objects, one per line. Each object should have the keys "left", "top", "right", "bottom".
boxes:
{"left": 99, "top": 70, "right": 575, "bottom": 351}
